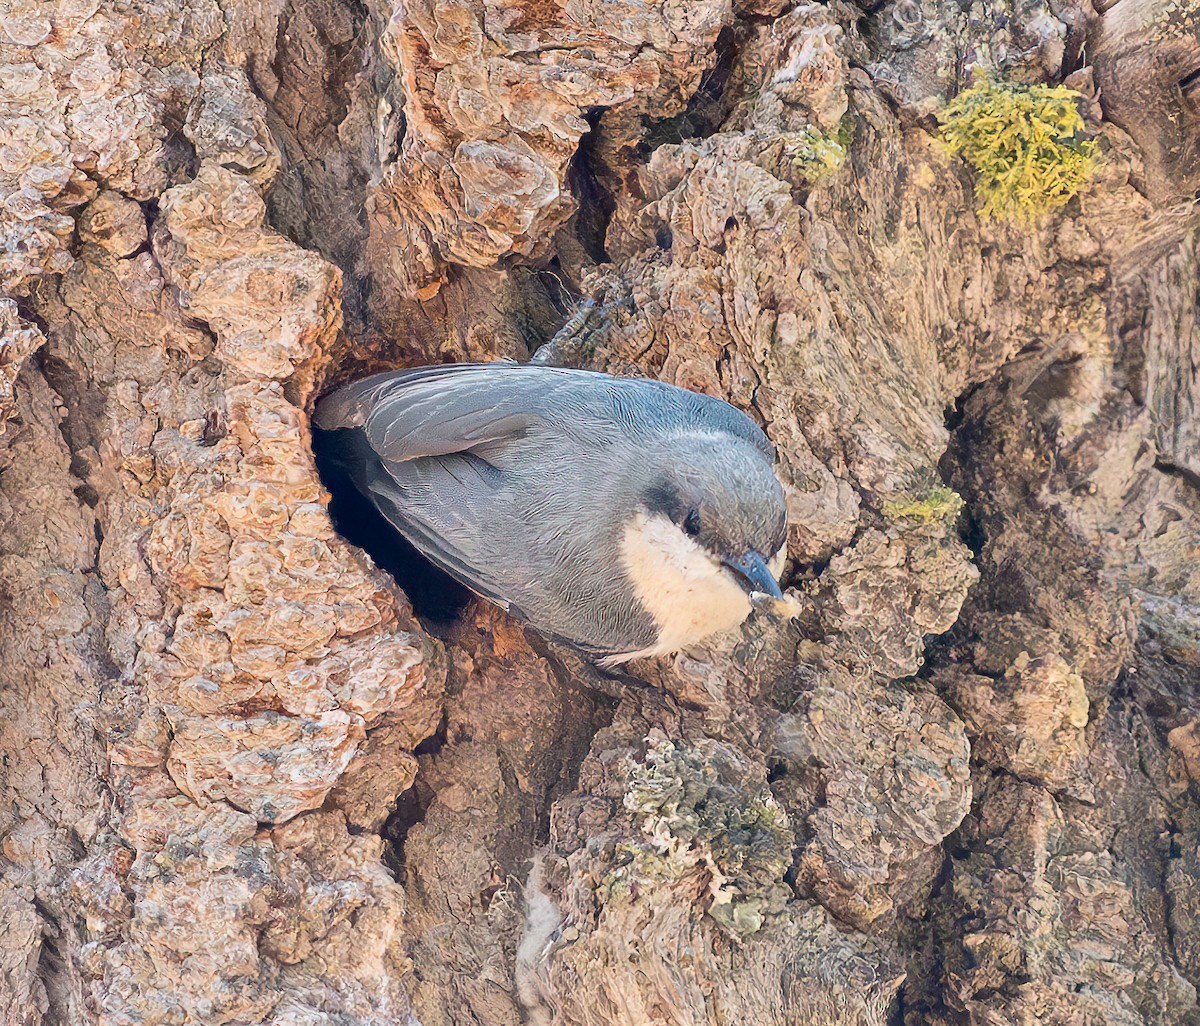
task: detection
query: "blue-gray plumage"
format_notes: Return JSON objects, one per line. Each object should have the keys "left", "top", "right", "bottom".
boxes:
{"left": 314, "top": 363, "right": 788, "bottom": 665}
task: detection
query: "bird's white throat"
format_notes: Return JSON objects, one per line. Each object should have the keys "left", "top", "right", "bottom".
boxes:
{"left": 614, "top": 511, "right": 773, "bottom": 664}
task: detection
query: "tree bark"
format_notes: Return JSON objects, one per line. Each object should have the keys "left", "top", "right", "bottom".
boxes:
{"left": 1, "top": 0, "right": 1199, "bottom": 1024}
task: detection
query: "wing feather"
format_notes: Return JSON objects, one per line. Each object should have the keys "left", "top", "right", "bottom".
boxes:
{"left": 315, "top": 363, "right": 548, "bottom": 463}
{"left": 363, "top": 460, "right": 514, "bottom": 611}
{"left": 314, "top": 361, "right": 774, "bottom": 463}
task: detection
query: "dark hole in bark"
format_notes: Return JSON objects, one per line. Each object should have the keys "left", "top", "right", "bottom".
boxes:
{"left": 379, "top": 713, "right": 447, "bottom": 882}
{"left": 201, "top": 408, "right": 228, "bottom": 446}
{"left": 311, "top": 427, "right": 474, "bottom": 628}
{"left": 807, "top": 553, "right": 832, "bottom": 579}
{"left": 643, "top": 25, "right": 739, "bottom": 148}
{"left": 1058, "top": 19, "right": 1088, "bottom": 80}
{"left": 1154, "top": 457, "right": 1200, "bottom": 496}
{"left": 1143, "top": 694, "right": 1176, "bottom": 718}
{"left": 567, "top": 106, "right": 617, "bottom": 263}
{"left": 942, "top": 381, "right": 983, "bottom": 432}
{"left": 1180, "top": 65, "right": 1200, "bottom": 109}
{"left": 1167, "top": 821, "right": 1182, "bottom": 858}
{"left": 73, "top": 482, "right": 100, "bottom": 508}
{"left": 380, "top": 780, "right": 435, "bottom": 884}
{"left": 40, "top": 351, "right": 105, "bottom": 455}
{"left": 31, "top": 898, "right": 70, "bottom": 1025}
{"left": 959, "top": 510, "right": 986, "bottom": 561}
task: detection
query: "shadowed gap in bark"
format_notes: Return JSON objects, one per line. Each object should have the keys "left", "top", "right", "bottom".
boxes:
{"left": 567, "top": 108, "right": 617, "bottom": 264}
{"left": 643, "top": 24, "right": 741, "bottom": 149}
{"left": 380, "top": 715, "right": 448, "bottom": 883}
{"left": 259, "top": 0, "right": 378, "bottom": 333}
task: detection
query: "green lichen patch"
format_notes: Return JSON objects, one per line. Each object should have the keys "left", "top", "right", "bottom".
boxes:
{"left": 781, "top": 126, "right": 847, "bottom": 182}
{"left": 615, "top": 736, "right": 795, "bottom": 940}
{"left": 939, "top": 77, "right": 1098, "bottom": 224}
{"left": 883, "top": 485, "right": 964, "bottom": 523}
{"left": 758, "top": 126, "right": 848, "bottom": 189}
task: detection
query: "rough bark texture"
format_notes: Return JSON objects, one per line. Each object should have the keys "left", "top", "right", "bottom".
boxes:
{"left": 2, "top": 0, "right": 1200, "bottom": 1024}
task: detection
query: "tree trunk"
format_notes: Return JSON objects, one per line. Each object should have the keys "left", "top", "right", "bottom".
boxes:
{"left": 2, "top": 0, "right": 1199, "bottom": 1024}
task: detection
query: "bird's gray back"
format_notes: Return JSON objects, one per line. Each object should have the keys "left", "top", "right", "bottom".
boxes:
{"left": 315, "top": 363, "right": 773, "bottom": 461}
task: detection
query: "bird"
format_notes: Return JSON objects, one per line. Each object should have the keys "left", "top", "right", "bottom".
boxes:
{"left": 313, "top": 362, "right": 789, "bottom": 667}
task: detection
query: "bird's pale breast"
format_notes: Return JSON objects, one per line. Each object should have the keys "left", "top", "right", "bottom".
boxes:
{"left": 612, "top": 511, "right": 753, "bottom": 664}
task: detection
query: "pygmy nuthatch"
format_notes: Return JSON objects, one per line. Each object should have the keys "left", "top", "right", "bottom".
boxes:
{"left": 314, "top": 363, "right": 789, "bottom": 666}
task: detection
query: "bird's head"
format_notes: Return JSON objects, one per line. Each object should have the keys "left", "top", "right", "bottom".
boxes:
{"left": 629, "top": 432, "right": 789, "bottom": 604}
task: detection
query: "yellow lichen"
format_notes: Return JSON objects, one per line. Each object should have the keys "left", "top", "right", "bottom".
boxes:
{"left": 939, "top": 77, "right": 1098, "bottom": 224}
{"left": 782, "top": 126, "right": 846, "bottom": 181}
{"left": 883, "top": 485, "right": 963, "bottom": 523}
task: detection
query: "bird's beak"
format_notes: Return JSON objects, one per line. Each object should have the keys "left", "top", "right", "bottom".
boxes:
{"left": 722, "top": 550, "right": 783, "bottom": 600}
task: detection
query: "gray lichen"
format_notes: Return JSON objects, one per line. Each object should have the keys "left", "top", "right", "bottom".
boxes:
{"left": 612, "top": 734, "right": 795, "bottom": 940}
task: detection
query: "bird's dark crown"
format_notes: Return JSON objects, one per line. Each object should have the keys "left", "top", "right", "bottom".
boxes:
{"left": 640, "top": 438, "right": 786, "bottom": 559}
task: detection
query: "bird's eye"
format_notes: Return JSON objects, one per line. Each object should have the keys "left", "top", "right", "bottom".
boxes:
{"left": 683, "top": 508, "right": 701, "bottom": 537}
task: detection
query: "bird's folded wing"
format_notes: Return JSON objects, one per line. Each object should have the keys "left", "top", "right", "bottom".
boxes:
{"left": 315, "top": 365, "right": 568, "bottom": 612}
{"left": 313, "top": 363, "right": 560, "bottom": 463}
{"left": 361, "top": 454, "right": 516, "bottom": 614}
